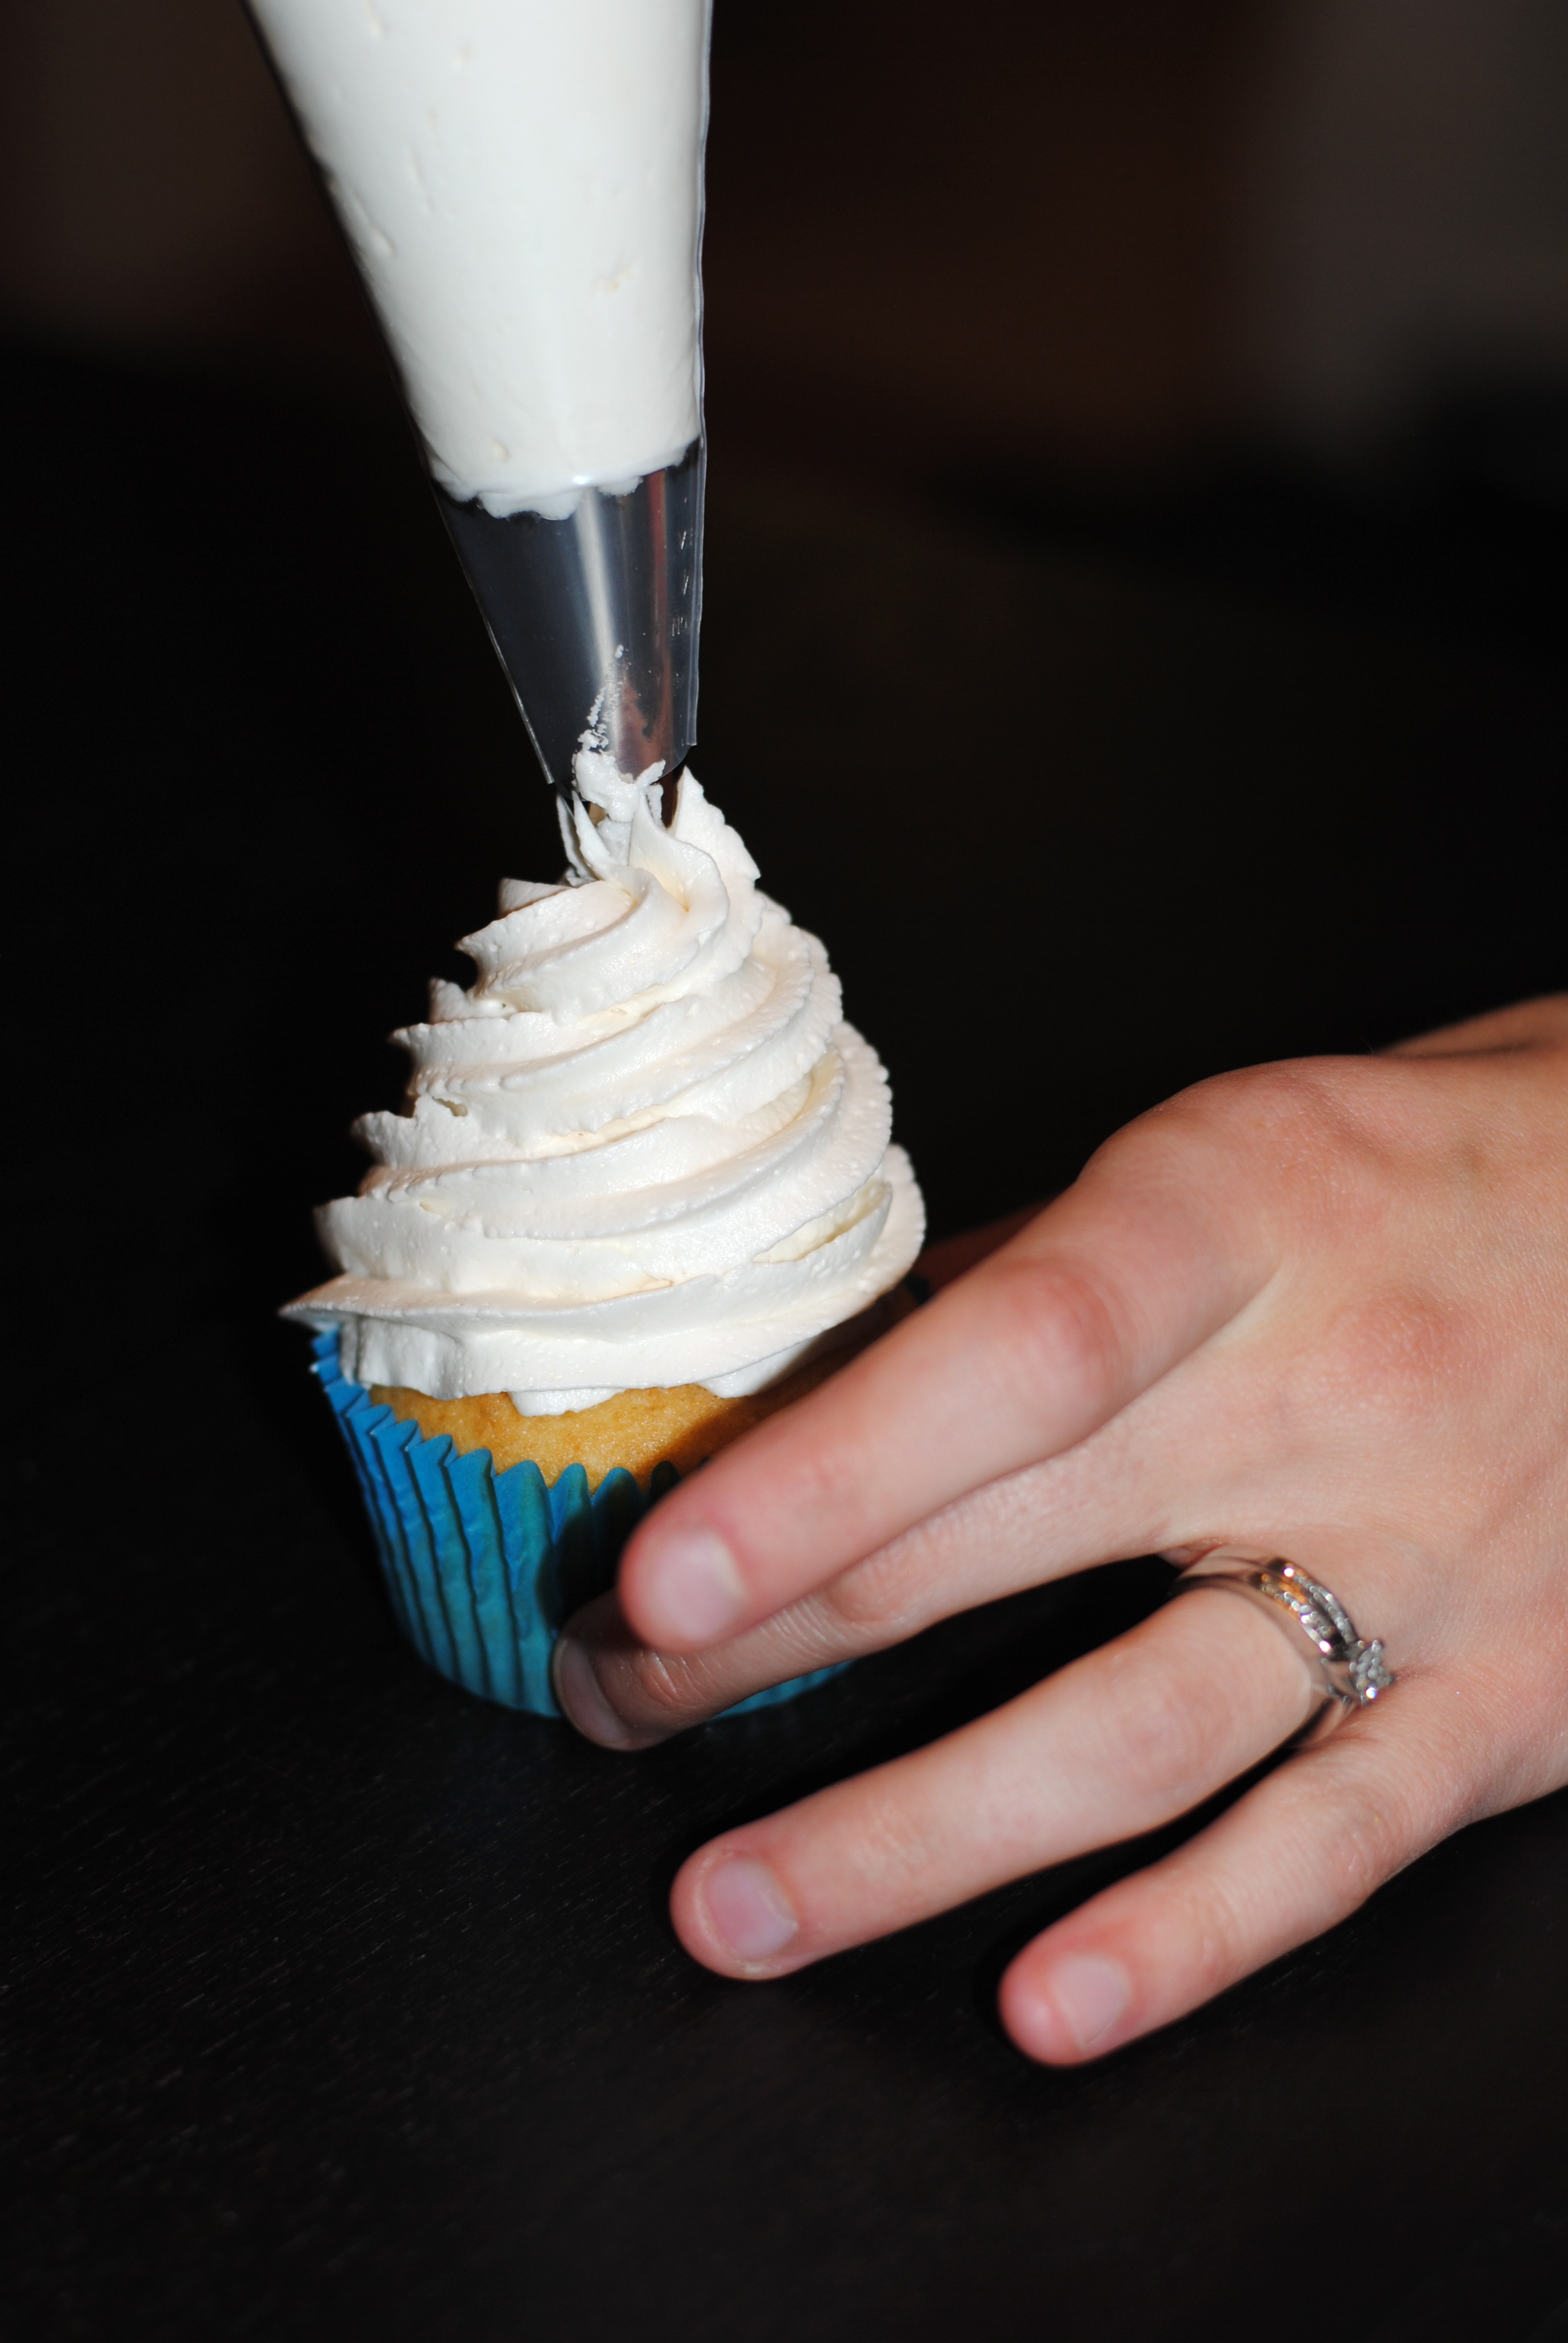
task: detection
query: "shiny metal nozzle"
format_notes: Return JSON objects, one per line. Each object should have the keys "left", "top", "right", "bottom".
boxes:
{"left": 437, "top": 439, "right": 704, "bottom": 804}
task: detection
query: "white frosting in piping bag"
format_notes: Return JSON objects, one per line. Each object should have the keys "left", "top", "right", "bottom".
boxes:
{"left": 246, "top": 0, "right": 709, "bottom": 517}
{"left": 287, "top": 764, "right": 924, "bottom": 1411}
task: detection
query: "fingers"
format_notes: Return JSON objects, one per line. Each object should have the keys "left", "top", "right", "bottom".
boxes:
{"left": 998, "top": 1666, "right": 1469, "bottom": 2062}
{"left": 558, "top": 1283, "right": 1322, "bottom": 1750}
{"left": 557, "top": 1423, "right": 1197, "bottom": 1746}
{"left": 618, "top": 1112, "right": 1278, "bottom": 1655}
{"left": 667, "top": 1584, "right": 1318, "bottom": 1975}
{"left": 554, "top": 1461, "right": 1104, "bottom": 1746}
{"left": 551, "top": 1584, "right": 874, "bottom": 1752}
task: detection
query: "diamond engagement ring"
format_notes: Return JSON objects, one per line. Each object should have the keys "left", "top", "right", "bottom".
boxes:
{"left": 1168, "top": 1555, "right": 1396, "bottom": 1734}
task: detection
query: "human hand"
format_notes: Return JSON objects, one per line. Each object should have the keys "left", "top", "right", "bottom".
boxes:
{"left": 552, "top": 996, "right": 1568, "bottom": 2062}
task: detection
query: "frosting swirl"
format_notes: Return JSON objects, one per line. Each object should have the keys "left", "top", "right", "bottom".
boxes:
{"left": 287, "top": 759, "right": 924, "bottom": 1410}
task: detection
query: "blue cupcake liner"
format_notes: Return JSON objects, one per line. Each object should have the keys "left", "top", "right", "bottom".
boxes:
{"left": 310, "top": 1327, "right": 846, "bottom": 1720}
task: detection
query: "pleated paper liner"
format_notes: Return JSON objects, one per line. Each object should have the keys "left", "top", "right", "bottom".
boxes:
{"left": 310, "top": 1328, "right": 847, "bottom": 1719}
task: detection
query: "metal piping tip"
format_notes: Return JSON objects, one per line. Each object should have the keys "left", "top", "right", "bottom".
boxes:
{"left": 436, "top": 439, "right": 704, "bottom": 808}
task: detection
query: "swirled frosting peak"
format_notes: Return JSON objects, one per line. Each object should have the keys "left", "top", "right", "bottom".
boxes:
{"left": 287, "top": 761, "right": 924, "bottom": 1411}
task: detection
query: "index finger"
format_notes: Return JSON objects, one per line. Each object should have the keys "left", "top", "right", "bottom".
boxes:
{"left": 617, "top": 1100, "right": 1276, "bottom": 1653}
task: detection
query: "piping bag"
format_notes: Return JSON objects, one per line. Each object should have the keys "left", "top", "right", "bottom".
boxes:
{"left": 246, "top": 0, "right": 709, "bottom": 806}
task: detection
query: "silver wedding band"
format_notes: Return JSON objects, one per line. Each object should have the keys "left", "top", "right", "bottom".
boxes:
{"left": 1168, "top": 1554, "right": 1396, "bottom": 1737}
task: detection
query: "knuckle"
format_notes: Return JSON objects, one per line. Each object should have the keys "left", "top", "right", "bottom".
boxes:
{"left": 987, "top": 1254, "right": 1129, "bottom": 1416}
{"left": 614, "top": 1647, "right": 710, "bottom": 1728}
{"left": 814, "top": 1539, "right": 924, "bottom": 1639}
{"left": 1131, "top": 1058, "right": 1336, "bottom": 1156}
{"left": 1202, "top": 1057, "right": 1357, "bottom": 1142}
{"left": 1173, "top": 1873, "right": 1250, "bottom": 2001}
{"left": 1099, "top": 1643, "right": 1232, "bottom": 1793}
{"left": 772, "top": 1423, "right": 885, "bottom": 1532}
{"left": 1120, "top": 1055, "right": 1385, "bottom": 1214}
{"left": 1318, "top": 1777, "right": 1409, "bottom": 1910}
{"left": 844, "top": 1784, "right": 942, "bottom": 1896}
{"left": 1295, "top": 1740, "right": 1439, "bottom": 1916}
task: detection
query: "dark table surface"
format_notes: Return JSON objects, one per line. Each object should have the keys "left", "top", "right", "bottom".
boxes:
{"left": 7, "top": 344, "right": 1568, "bottom": 2342}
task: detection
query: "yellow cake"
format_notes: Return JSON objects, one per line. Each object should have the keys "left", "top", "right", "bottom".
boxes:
{"left": 370, "top": 1287, "right": 913, "bottom": 1489}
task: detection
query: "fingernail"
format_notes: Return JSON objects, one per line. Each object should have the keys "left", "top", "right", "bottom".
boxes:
{"left": 1047, "top": 1954, "right": 1131, "bottom": 2054}
{"left": 645, "top": 1526, "right": 748, "bottom": 1646}
{"left": 552, "top": 1634, "right": 642, "bottom": 1751}
{"left": 702, "top": 1854, "right": 799, "bottom": 1965}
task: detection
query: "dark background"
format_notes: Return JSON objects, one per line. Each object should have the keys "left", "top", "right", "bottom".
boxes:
{"left": 5, "top": 2, "right": 1568, "bottom": 2337}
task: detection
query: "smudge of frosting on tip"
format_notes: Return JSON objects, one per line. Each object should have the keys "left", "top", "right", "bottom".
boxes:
{"left": 285, "top": 764, "right": 924, "bottom": 1412}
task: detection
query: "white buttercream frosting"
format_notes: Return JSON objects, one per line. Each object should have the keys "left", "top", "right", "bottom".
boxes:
{"left": 286, "top": 763, "right": 924, "bottom": 1411}
{"left": 247, "top": 0, "right": 708, "bottom": 517}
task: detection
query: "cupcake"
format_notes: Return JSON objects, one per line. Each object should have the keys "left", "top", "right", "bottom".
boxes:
{"left": 286, "top": 750, "right": 924, "bottom": 1715}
